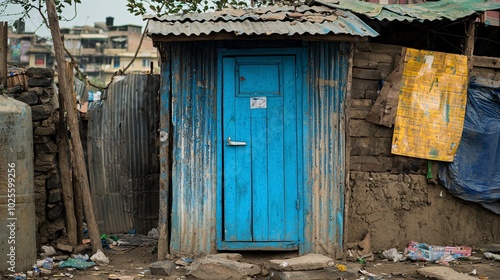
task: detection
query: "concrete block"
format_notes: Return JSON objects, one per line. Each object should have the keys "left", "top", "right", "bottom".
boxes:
{"left": 208, "top": 253, "right": 243, "bottom": 261}
{"left": 349, "top": 109, "right": 370, "bottom": 119}
{"left": 269, "top": 253, "right": 333, "bottom": 271}
{"left": 350, "top": 89, "right": 365, "bottom": 99}
{"left": 351, "top": 78, "right": 379, "bottom": 91}
{"left": 351, "top": 137, "right": 375, "bottom": 156}
{"left": 189, "top": 256, "right": 260, "bottom": 280}
{"left": 150, "top": 260, "right": 177, "bottom": 276}
{"left": 349, "top": 120, "right": 372, "bottom": 137}
{"left": 364, "top": 89, "right": 379, "bottom": 100}
{"left": 374, "top": 137, "right": 392, "bottom": 156}
{"left": 352, "top": 68, "right": 382, "bottom": 80}
{"left": 350, "top": 99, "right": 373, "bottom": 110}
{"left": 353, "top": 58, "right": 379, "bottom": 69}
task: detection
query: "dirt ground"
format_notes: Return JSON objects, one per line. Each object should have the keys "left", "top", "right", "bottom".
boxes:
{"left": 33, "top": 245, "right": 500, "bottom": 280}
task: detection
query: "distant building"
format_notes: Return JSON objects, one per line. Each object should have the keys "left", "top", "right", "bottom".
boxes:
{"left": 7, "top": 28, "right": 53, "bottom": 69}
{"left": 62, "top": 16, "right": 158, "bottom": 86}
{"left": 7, "top": 17, "right": 158, "bottom": 87}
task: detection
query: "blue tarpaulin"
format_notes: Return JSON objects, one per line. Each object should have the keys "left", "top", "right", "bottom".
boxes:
{"left": 439, "top": 77, "right": 500, "bottom": 214}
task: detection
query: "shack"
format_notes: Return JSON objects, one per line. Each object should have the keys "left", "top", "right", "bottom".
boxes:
{"left": 147, "top": 0, "right": 500, "bottom": 258}
{"left": 146, "top": 5, "right": 377, "bottom": 256}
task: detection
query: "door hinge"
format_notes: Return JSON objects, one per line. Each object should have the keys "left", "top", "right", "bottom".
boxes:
{"left": 296, "top": 199, "right": 300, "bottom": 210}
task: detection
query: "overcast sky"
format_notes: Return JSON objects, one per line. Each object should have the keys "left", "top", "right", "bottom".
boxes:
{"left": 2, "top": 0, "right": 146, "bottom": 38}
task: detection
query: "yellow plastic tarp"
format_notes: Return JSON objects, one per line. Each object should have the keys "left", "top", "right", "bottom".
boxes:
{"left": 391, "top": 48, "right": 468, "bottom": 162}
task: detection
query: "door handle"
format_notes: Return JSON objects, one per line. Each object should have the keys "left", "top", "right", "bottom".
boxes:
{"left": 227, "top": 137, "right": 246, "bottom": 146}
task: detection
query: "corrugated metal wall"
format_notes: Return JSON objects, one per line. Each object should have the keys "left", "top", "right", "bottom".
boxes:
{"left": 302, "top": 42, "right": 348, "bottom": 255}
{"left": 87, "top": 74, "right": 160, "bottom": 234}
{"left": 166, "top": 42, "right": 219, "bottom": 255}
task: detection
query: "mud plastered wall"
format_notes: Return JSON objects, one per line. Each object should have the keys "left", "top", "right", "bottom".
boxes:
{"left": 347, "top": 43, "right": 500, "bottom": 251}
{"left": 9, "top": 68, "right": 66, "bottom": 246}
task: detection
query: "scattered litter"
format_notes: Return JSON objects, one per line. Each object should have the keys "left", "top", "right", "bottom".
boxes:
{"left": 471, "top": 269, "right": 477, "bottom": 275}
{"left": 32, "top": 267, "right": 41, "bottom": 276}
{"left": 484, "top": 252, "right": 500, "bottom": 261}
{"left": 42, "top": 257, "right": 54, "bottom": 269}
{"left": 147, "top": 228, "right": 159, "bottom": 239}
{"left": 117, "top": 240, "right": 130, "bottom": 246}
{"left": 359, "top": 269, "right": 383, "bottom": 279}
{"left": 53, "top": 273, "right": 74, "bottom": 278}
{"left": 279, "top": 261, "right": 289, "bottom": 268}
{"left": 335, "top": 264, "right": 347, "bottom": 272}
{"left": 382, "top": 248, "right": 405, "bottom": 262}
{"left": 436, "top": 252, "right": 455, "bottom": 265}
{"left": 41, "top": 245, "right": 56, "bottom": 257}
{"left": 356, "top": 257, "right": 366, "bottom": 264}
{"left": 406, "top": 241, "right": 472, "bottom": 261}
{"left": 39, "top": 267, "right": 52, "bottom": 274}
{"left": 128, "top": 229, "right": 137, "bottom": 234}
{"left": 36, "top": 259, "right": 45, "bottom": 267}
{"left": 60, "top": 258, "right": 96, "bottom": 269}
{"left": 13, "top": 273, "right": 26, "bottom": 280}
{"left": 71, "top": 254, "right": 89, "bottom": 261}
{"left": 91, "top": 249, "right": 110, "bottom": 266}
{"left": 181, "top": 257, "right": 193, "bottom": 263}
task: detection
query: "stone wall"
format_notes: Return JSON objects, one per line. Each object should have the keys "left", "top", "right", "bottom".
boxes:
{"left": 9, "top": 68, "right": 65, "bottom": 246}
{"left": 347, "top": 43, "right": 500, "bottom": 251}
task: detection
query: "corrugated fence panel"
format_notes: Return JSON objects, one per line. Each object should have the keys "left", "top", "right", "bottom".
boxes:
{"left": 302, "top": 42, "right": 348, "bottom": 255}
{"left": 87, "top": 74, "right": 160, "bottom": 234}
{"left": 169, "top": 42, "right": 219, "bottom": 255}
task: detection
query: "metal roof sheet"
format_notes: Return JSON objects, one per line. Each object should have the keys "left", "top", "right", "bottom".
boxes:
{"left": 314, "top": 0, "right": 500, "bottom": 22}
{"left": 145, "top": 5, "right": 378, "bottom": 38}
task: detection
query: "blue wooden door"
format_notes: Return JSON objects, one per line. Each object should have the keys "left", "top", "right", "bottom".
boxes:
{"left": 222, "top": 55, "right": 299, "bottom": 250}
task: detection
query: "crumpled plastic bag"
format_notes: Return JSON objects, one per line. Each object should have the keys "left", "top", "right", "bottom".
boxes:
{"left": 90, "top": 249, "right": 110, "bottom": 266}
{"left": 382, "top": 248, "right": 405, "bottom": 262}
{"left": 59, "top": 258, "right": 96, "bottom": 269}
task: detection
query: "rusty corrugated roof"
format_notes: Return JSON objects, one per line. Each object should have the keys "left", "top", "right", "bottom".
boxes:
{"left": 145, "top": 5, "right": 378, "bottom": 38}
{"left": 314, "top": 0, "right": 500, "bottom": 22}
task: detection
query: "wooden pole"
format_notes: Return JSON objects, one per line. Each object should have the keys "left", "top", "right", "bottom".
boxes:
{"left": 45, "top": 0, "right": 102, "bottom": 253}
{"left": 73, "top": 163, "right": 85, "bottom": 243}
{"left": 55, "top": 61, "right": 78, "bottom": 246}
{"left": 0, "top": 22, "right": 8, "bottom": 89}
{"left": 464, "top": 16, "right": 476, "bottom": 73}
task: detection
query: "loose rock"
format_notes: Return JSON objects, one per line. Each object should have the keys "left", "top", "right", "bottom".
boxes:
{"left": 269, "top": 253, "right": 334, "bottom": 271}
{"left": 189, "top": 256, "right": 261, "bottom": 280}
{"left": 150, "top": 260, "right": 177, "bottom": 276}
{"left": 417, "top": 266, "right": 476, "bottom": 280}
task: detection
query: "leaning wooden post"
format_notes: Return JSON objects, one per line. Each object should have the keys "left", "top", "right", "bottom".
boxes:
{"left": 45, "top": 0, "right": 102, "bottom": 253}
{"left": 0, "top": 22, "right": 8, "bottom": 89}
{"left": 55, "top": 61, "right": 79, "bottom": 246}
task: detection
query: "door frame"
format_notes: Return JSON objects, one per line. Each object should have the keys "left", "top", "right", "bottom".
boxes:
{"left": 216, "top": 47, "right": 307, "bottom": 251}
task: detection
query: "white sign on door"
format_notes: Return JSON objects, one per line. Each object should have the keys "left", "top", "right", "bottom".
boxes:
{"left": 250, "top": 97, "right": 267, "bottom": 109}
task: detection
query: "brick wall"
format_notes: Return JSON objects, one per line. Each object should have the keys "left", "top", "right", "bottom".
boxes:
{"left": 347, "top": 43, "right": 500, "bottom": 251}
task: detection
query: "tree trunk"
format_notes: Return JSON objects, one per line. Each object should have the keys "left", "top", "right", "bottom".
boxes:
{"left": 57, "top": 104, "right": 78, "bottom": 245}
{"left": 45, "top": 0, "right": 102, "bottom": 253}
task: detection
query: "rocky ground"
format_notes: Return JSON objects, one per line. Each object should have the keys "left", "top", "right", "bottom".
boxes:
{"left": 5, "top": 236, "right": 500, "bottom": 280}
